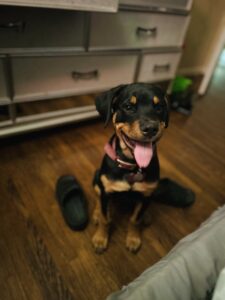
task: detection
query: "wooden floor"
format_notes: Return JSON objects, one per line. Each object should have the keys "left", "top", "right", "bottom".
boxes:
{"left": 1, "top": 67, "right": 225, "bottom": 300}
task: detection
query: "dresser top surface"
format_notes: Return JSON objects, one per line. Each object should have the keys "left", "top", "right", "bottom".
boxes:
{"left": 0, "top": 0, "right": 119, "bottom": 12}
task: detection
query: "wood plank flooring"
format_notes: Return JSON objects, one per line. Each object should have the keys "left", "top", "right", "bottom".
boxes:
{"left": 0, "top": 67, "right": 225, "bottom": 300}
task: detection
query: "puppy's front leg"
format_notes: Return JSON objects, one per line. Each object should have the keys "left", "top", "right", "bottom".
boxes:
{"left": 126, "top": 200, "right": 144, "bottom": 253}
{"left": 126, "top": 181, "right": 157, "bottom": 252}
{"left": 92, "top": 193, "right": 111, "bottom": 254}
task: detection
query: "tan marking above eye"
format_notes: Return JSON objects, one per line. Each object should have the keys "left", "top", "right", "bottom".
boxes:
{"left": 153, "top": 96, "right": 160, "bottom": 105}
{"left": 130, "top": 96, "right": 137, "bottom": 104}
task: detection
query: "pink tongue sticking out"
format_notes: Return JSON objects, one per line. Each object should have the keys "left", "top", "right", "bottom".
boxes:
{"left": 133, "top": 142, "right": 153, "bottom": 168}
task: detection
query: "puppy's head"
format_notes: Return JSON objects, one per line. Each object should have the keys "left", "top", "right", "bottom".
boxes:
{"left": 95, "top": 83, "right": 169, "bottom": 147}
{"left": 96, "top": 83, "right": 169, "bottom": 166}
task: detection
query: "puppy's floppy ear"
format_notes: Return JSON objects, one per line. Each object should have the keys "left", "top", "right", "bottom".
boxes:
{"left": 164, "top": 94, "right": 170, "bottom": 128}
{"left": 95, "top": 84, "right": 126, "bottom": 127}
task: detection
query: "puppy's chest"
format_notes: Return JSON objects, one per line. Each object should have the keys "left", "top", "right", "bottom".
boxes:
{"left": 100, "top": 173, "right": 157, "bottom": 197}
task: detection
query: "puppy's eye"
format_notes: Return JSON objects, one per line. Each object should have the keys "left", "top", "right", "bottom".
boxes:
{"left": 123, "top": 103, "right": 135, "bottom": 112}
{"left": 125, "top": 104, "right": 132, "bottom": 110}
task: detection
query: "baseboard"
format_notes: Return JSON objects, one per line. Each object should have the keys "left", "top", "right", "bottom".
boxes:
{"left": 177, "top": 66, "right": 206, "bottom": 76}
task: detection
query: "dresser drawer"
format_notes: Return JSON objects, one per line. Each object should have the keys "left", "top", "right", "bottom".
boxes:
{"left": 89, "top": 11, "right": 189, "bottom": 50}
{"left": 0, "top": 7, "right": 85, "bottom": 51}
{"left": 12, "top": 55, "right": 138, "bottom": 102}
{"left": 138, "top": 52, "right": 181, "bottom": 82}
{"left": 0, "top": 59, "right": 9, "bottom": 103}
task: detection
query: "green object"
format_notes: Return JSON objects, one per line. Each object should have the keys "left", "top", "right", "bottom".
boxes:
{"left": 171, "top": 76, "right": 192, "bottom": 93}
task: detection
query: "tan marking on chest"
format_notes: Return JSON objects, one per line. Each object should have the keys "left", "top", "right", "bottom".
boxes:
{"left": 101, "top": 175, "right": 131, "bottom": 193}
{"left": 101, "top": 175, "right": 158, "bottom": 196}
{"left": 132, "top": 182, "right": 158, "bottom": 197}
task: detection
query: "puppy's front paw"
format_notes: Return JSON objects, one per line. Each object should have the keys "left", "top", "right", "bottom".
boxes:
{"left": 92, "top": 230, "right": 108, "bottom": 254}
{"left": 126, "top": 235, "right": 142, "bottom": 253}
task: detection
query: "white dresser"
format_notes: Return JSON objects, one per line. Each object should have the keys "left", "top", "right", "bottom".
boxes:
{"left": 0, "top": 0, "right": 192, "bottom": 137}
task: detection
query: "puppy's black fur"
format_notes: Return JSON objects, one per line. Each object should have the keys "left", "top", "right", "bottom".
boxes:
{"left": 92, "top": 83, "right": 169, "bottom": 253}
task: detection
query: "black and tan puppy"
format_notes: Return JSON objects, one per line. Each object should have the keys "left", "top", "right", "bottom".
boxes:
{"left": 92, "top": 83, "right": 169, "bottom": 253}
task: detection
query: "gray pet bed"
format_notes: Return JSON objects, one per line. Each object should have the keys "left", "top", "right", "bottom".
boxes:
{"left": 107, "top": 205, "right": 225, "bottom": 300}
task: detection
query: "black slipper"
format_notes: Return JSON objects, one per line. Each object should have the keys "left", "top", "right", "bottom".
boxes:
{"left": 56, "top": 175, "right": 88, "bottom": 230}
{"left": 151, "top": 178, "right": 195, "bottom": 207}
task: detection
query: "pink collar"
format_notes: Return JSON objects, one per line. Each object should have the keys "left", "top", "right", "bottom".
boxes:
{"left": 104, "top": 138, "right": 137, "bottom": 170}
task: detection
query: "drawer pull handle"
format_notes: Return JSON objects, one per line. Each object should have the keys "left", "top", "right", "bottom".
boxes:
{"left": 72, "top": 70, "right": 99, "bottom": 80}
{"left": 136, "top": 26, "right": 157, "bottom": 37}
{"left": 0, "top": 21, "right": 26, "bottom": 32}
{"left": 153, "top": 64, "right": 170, "bottom": 72}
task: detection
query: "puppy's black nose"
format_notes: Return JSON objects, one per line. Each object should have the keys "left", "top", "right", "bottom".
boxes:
{"left": 141, "top": 123, "right": 158, "bottom": 136}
